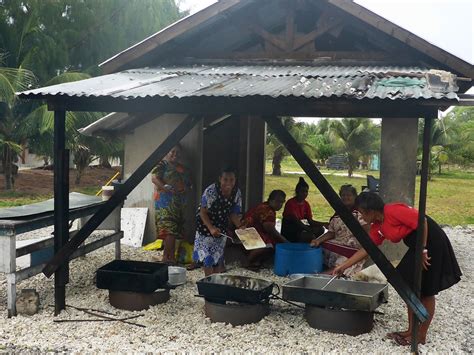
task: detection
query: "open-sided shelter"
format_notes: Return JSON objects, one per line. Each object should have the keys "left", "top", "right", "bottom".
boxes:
{"left": 17, "top": 0, "right": 473, "bottom": 351}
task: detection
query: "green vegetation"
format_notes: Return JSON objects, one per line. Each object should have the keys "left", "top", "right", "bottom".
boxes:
{"left": 265, "top": 158, "right": 474, "bottom": 226}
{"left": 1, "top": 0, "right": 184, "bottom": 190}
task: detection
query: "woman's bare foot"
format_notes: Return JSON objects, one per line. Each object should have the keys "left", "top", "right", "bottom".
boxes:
{"left": 392, "top": 334, "right": 426, "bottom": 346}
{"left": 386, "top": 331, "right": 410, "bottom": 339}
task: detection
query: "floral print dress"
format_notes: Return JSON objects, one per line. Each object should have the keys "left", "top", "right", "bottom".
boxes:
{"left": 193, "top": 183, "right": 242, "bottom": 267}
{"left": 324, "top": 210, "right": 367, "bottom": 276}
{"left": 153, "top": 160, "right": 191, "bottom": 239}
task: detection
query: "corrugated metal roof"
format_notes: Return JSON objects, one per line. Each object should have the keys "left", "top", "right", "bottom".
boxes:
{"left": 18, "top": 64, "right": 459, "bottom": 101}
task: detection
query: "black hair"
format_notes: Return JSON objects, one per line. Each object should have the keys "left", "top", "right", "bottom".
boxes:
{"left": 339, "top": 184, "right": 357, "bottom": 197}
{"left": 355, "top": 192, "right": 385, "bottom": 212}
{"left": 268, "top": 189, "right": 286, "bottom": 201}
{"left": 295, "top": 177, "right": 309, "bottom": 193}
{"left": 219, "top": 165, "right": 237, "bottom": 177}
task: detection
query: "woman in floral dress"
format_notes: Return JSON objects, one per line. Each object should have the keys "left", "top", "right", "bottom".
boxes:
{"left": 193, "top": 168, "right": 243, "bottom": 276}
{"left": 311, "top": 184, "right": 368, "bottom": 276}
{"left": 152, "top": 145, "right": 191, "bottom": 263}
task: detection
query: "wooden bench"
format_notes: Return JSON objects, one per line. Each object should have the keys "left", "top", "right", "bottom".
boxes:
{"left": 0, "top": 193, "right": 122, "bottom": 317}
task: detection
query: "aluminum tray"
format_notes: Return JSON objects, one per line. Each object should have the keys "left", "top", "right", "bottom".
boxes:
{"left": 197, "top": 274, "right": 274, "bottom": 304}
{"left": 282, "top": 275, "right": 388, "bottom": 311}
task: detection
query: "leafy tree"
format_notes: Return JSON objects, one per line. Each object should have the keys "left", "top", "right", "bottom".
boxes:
{"left": 0, "top": 0, "right": 183, "bottom": 189}
{"left": 328, "top": 118, "right": 380, "bottom": 177}
{"left": 418, "top": 118, "right": 450, "bottom": 176}
{"left": 267, "top": 117, "right": 315, "bottom": 176}
{"left": 21, "top": 73, "right": 123, "bottom": 184}
{"left": 444, "top": 108, "right": 474, "bottom": 167}
{"left": 0, "top": 55, "right": 36, "bottom": 189}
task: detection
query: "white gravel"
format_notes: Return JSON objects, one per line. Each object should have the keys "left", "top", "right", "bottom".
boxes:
{"left": 0, "top": 226, "right": 472, "bottom": 353}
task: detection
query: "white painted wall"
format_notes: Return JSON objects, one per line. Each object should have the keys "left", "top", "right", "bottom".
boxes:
{"left": 123, "top": 114, "right": 203, "bottom": 244}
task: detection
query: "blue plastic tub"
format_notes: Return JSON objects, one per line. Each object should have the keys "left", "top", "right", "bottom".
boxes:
{"left": 274, "top": 243, "right": 323, "bottom": 276}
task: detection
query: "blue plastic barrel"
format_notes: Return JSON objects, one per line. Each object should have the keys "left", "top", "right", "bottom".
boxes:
{"left": 274, "top": 243, "right": 323, "bottom": 276}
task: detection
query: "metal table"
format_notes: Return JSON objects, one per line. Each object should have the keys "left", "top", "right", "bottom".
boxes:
{"left": 0, "top": 193, "right": 122, "bottom": 317}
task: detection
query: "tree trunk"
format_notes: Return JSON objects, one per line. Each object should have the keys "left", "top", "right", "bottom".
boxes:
{"left": 438, "top": 162, "right": 442, "bottom": 174}
{"left": 73, "top": 148, "right": 91, "bottom": 185}
{"left": 3, "top": 145, "right": 12, "bottom": 190}
{"left": 272, "top": 151, "right": 283, "bottom": 176}
{"left": 99, "top": 155, "right": 111, "bottom": 168}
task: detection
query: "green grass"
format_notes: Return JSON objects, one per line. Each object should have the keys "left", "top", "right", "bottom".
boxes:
{"left": 1, "top": 161, "right": 473, "bottom": 225}
{"left": 265, "top": 158, "right": 474, "bottom": 226}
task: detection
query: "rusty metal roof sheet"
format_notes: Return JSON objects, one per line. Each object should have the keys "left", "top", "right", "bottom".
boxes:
{"left": 18, "top": 64, "right": 459, "bottom": 101}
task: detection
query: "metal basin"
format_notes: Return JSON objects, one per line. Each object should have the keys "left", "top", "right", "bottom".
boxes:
{"left": 282, "top": 275, "right": 388, "bottom": 311}
{"left": 197, "top": 274, "right": 274, "bottom": 304}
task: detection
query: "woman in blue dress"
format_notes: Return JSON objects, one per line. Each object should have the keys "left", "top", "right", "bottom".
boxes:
{"left": 193, "top": 168, "right": 243, "bottom": 276}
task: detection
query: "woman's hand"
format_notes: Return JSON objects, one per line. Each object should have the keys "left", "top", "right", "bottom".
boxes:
{"left": 332, "top": 264, "right": 346, "bottom": 276}
{"left": 310, "top": 239, "right": 321, "bottom": 248}
{"left": 209, "top": 226, "right": 221, "bottom": 238}
{"left": 422, "top": 250, "right": 431, "bottom": 270}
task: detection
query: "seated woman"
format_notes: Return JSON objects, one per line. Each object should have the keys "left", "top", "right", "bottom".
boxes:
{"left": 311, "top": 185, "right": 368, "bottom": 276}
{"left": 242, "top": 190, "right": 288, "bottom": 270}
{"left": 281, "top": 177, "right": 325, "bottom": 243}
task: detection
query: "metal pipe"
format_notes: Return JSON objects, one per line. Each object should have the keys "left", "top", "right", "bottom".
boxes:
{"left": 411, "top": 116, "right": 433, "bottom": 353}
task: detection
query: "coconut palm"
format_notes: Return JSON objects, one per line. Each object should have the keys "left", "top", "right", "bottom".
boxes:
{"left": 267, "top": 117, "right": 316, "bottom": 176}
{"left": 21, "top": 72, "right": 123, "bottom": 185}
{"left": 0, "top": 61, "right": 36, "bottom": 189}
{"left": 328, "top": 118, "right": 380, "bottom": 177}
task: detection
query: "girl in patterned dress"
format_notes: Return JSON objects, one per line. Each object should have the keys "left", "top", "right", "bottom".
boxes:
{"left": 311, "top": 185, "right": 369, "bottom": 276}
{"left": 151, "top": 145, "right": 191, "bottom": 263}
{"left": 193, "top": 168, "right": 243, "bottom": 276}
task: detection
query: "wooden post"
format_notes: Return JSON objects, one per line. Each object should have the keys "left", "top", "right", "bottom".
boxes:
{"left": 411, "top": 117, "right": 433, "bottom": 353}
{"left": 264, "top": 115, "right": 429, "bottom": 322}
{"left": 53, "top": 110, "right": 69, "bottom": 315}
{"left": 43, "top": 115, "right": 201, "bottom": 278}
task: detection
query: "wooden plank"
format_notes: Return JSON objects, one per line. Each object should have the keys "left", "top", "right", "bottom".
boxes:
{"left": 250, "top": 25, "right": 287, "bottom": 52}
{"left": 47, "top": 95, "right": 442, "bottom": 119}
{"left": 292, "top": 12, "right": 342, "bottom": 51}
{"left": 42, "top": 116, "right": 201, "bottom": 278}
{"left": 285, "top": 1, "right": 296, "bottom": 51}
{"left": 15, "top": 231, "right": 123, "bottom": 283}
{"left": 199, "top": 50, "right": 394, "bottom": 61}
{"left": 0, "top": 203, "right": 105, "bottom": 236}
{"left": 16, "top": 237, "right": 54, "bottom": 258}
{"left": 263, "top": 115, "right": 429, "bottom": 322}
{"left": 411, "top": 116, "right": 433, "bottom": 352}
{"left": 53, "top": 110, "right": 68, "bottom": 315}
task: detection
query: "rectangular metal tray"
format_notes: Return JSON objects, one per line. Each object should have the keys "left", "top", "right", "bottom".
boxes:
{"left": 282, "top": 276, "right": 388, "bottom": 311}
{"left": 197, "top": 274, "right": 274, "bottom": 304}
{"left": 96, "top": 260, "right": 169, "bottom": 293}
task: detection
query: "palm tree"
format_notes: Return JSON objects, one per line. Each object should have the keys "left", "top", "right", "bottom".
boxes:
{"left": 21, "top": 72, "right": 123, "bottom": 185}
{"left": 0, "top": 61, "right": 36, "bottom": 189}
{"left": 418, "top": 118, "right": 451, "bottom": 176}
{"left": 267, "top": 117, "right": 315, "bottom": 176}
{"left": 328, "top": 118, "right": 380, "bottom": 177}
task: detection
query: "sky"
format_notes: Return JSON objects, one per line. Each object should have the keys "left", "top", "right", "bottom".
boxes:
{"left": 179, "top": 0, "right": 473, "bottom": 64}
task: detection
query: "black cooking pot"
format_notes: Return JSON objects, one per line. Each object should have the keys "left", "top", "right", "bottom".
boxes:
{"left": 196, "top": 274, "right": 275, "bottom": 304}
